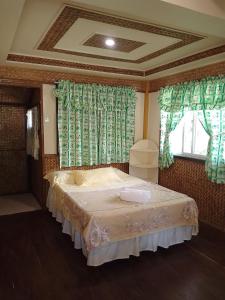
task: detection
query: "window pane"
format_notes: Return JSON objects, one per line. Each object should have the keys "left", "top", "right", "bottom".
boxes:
{"left": 26, "top": 110, "right": 32, "bottom": 129}
{"left": 183, "top": 111, "right": 193, "bottom": 153}
{"left": 170, "top": 127, "right": 183, "bottom": 154}
{"left": 170, "top": 117, "right": 184, "bottom": 154}
{"left": 169, "top": 110, "right": 208, "bottom": 158}
{"left": 194, "top": 116, "right": 209, "bottom": 156}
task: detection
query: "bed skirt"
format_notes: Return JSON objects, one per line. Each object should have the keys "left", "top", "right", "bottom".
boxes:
{"left": 47, "top": 194, "right": 197, "bottom": 266}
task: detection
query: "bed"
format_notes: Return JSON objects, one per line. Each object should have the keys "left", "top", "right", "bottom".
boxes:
{"left": 45, "top": 167, "right": 198, "bottom": 266}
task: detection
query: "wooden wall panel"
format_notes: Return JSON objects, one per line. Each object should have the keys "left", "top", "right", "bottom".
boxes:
{"left": 159, "top": 158, "right": 225, "bottom": 232}
{"left": 0, "top": 85, "right": 31, "bottom": 104}
{"left": 0, "top": 86, "right": 29, "bottom": 195}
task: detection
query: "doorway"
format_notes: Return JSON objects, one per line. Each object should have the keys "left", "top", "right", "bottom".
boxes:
{"left": 0, "top": 85, "right": 42, "bottom": 215}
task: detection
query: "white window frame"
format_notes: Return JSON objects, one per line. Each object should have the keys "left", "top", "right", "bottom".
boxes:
{"left": 174, "top": 111, "right": 208, "bottom": 161}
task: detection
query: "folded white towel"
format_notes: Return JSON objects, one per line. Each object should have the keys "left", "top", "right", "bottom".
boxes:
{"left": 120, "top": 188, "right": 151, "bottom": 204}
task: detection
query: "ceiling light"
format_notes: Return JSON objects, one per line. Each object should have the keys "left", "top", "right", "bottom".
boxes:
{"left": 105, "top": 38, "right": 115, "bottom": 47}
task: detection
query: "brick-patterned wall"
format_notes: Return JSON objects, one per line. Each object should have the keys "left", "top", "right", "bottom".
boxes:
{"left": 43, "top": 154, "right": 129, "bottom": 175}
{"left": 0, "top": 151, "right": 28, "bottom": 195}
{"left": 0, "top": 105, "right": 26, "bottom": 150}
{"left": 159, "top": 158, "right": 225, "bottom": 232}
{"left": 0, "top": 86, "right": 29, "bottom": 195}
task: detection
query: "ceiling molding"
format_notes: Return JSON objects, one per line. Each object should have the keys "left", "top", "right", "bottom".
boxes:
{"left": 8, "top": 42, "right": 225, "bottom": 78}
{"left": 3, "top": 58, "right": 225, "bottom": 94}
{"left": 0, "top": 65, "right": 145, "bottom": 92}
{"left": 7, "top": 54, "right": 144, "bottom": 77}
{"left": 37, "top": 5, "right": 203, "bottom": 64}
{"left": 145, "top": 43, "right": 225, "bottom": 76}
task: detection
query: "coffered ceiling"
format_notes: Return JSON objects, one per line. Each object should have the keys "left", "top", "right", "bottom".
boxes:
{"left": 2, "top": 0, "right": 225, "bottom": 79}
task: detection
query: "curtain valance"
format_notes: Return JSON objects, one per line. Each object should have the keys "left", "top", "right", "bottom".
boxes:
{"left": 55, "top": 80, "right": 136, "bottom": 112}
{"left": 158, "top": 76, "right": 225, "bottom": 112}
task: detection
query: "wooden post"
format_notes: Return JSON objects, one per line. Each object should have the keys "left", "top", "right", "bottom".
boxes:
{"left": 143, "top": 81, "right": 149, "bottom": 139}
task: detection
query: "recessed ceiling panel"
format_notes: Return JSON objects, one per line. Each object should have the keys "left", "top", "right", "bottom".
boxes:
{"left": 55, "top": 18, "right": 181, "bottom": 61}
{"left": 38, "top": 6, "right": 202, "bottom": 64}
{"left": 83, "top": 34, "right": 145, "bottom": 53}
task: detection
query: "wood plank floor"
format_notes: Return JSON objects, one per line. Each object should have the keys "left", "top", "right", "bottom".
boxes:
{"left": 0, "top": 210, "right": 224, "bottom": 300}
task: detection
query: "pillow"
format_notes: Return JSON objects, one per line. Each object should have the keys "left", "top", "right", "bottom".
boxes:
{"left": 44, "top": 171, "right": 75, "bottom": 186}
{"left": 73, "top": 167, "right": 122, "bottom": 186}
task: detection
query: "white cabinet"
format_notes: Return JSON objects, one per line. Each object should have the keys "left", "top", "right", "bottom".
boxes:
{"left": 129, "top": 139, "right": 159, "bottom": 183}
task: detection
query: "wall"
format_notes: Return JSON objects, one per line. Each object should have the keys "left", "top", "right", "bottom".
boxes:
{"left": 0, "top": 86, "right": 30, "bottom": 195}
{"left": 42, "top": 84, "right": 145, "bottom": 155}
{"left": 42, "top": 85, "right": 57, "bottom": 155}
{"left": 148, "top": 92, "right": 160, "bottom": 147}
{"left": 159, "top": 158, "right": 225, "bottom": 231}
{"left": 134, "top": 92, "right": 145, "bottom": 142}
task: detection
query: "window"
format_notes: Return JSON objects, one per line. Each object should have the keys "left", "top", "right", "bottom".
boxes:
{"left": 26, "top": 107, "right": 39, "bottom": 160}
{"left": 26, "top": 109, "right": 33, "bottom": 129}
{"left": 170, "top": 111, "right": 209, "bottom": 159}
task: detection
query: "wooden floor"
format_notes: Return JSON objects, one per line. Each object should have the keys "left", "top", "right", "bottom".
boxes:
{"left": 0, "top": 211, "right": 224, "bottom": 300}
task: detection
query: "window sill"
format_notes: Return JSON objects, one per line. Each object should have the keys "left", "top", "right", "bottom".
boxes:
{"left": 174, "top": 154, "right": 206, "bottom": 163}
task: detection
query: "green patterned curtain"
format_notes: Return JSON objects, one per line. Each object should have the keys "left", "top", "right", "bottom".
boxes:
{"left": 160, "top": 110, "right": 185, "bottom": 168}
{"left": 198, "top": 110, "right": 225, "bottom": 184}
{"left": 158, "top": 76, "right": 225, "bottom": 184}
{"left": 55, "top": 81, "right": 136, "bottom": 167}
